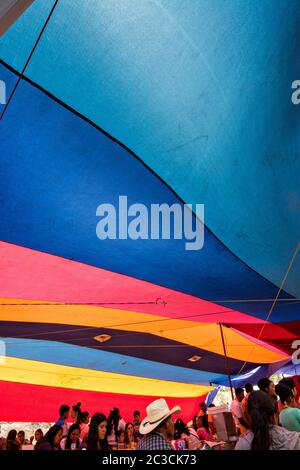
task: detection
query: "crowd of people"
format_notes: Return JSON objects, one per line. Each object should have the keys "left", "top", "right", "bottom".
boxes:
{"left": 232, "top": 377, "right": 300, "bottom": 450}
{"left": 1, "top": 376, "right": 300, "bottom": 451}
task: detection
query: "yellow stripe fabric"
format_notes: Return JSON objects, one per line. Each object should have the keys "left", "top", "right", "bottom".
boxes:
{"left": 0, "top": 298, "right": 287, "bottom": 363}
{"left": 0, "top": 355, "right": 213, "bottom": 397}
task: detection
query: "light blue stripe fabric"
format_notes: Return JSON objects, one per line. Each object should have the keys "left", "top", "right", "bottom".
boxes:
{"left": 2, "top": 337, "right": 226, "bottom": 385}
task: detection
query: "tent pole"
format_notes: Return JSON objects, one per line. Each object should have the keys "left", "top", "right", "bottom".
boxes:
{"left": 219, "top": 323, "right": 234, "bottom": 400}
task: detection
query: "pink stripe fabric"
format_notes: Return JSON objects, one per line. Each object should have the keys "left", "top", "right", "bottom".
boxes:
{"left": 0, "top": 241, "right": 266, "bottom": 324}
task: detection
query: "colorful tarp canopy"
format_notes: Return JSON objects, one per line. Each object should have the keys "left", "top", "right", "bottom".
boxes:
{"left": 0, "top": 0, "right": 299, "bottom": 422}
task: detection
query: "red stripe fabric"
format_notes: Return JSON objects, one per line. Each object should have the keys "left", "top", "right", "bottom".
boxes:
{"left": 0, "top": 380, "right": 207, "bottom": 423}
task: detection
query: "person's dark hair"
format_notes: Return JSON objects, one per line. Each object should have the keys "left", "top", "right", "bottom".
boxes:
{"left": 17, "top": 431, "right": 25, "bottom": 437}
{"left": 133, "top": 410, "right": 140, "bottom": 417}
{"left": 34, "top": 429, "right": 44, "bottom": 451}
{"left": 42, "top": 425, "right": 63, "bottom": 449}
{"left": 275, "top": 383, "right": 293, "bottom": 405}
{"left": 59, "top": 404, "right": 70, "bottom": 417}
{"left": 34, "top": 428, "right": 44, "bottom": 449}
{"left": 257, "top": 377, "right": 271, "bottom": 392}
{"left": 124, "top": 422, "right": 134, "bottom": 443}
{"left": 199, "top": 414, "right": 210, "bottom": 433}
{"left": 208, "top": 403, "right": 216, "bottom": 408}
{"left": 35, "top": 429, "right": 43, "bottom": 437}
{"left": 64, "top": 423, "right": 81, "bottom": 450}
{"left": 6, "top": 430, "right": 19, "bottom": 451}
{"left": 107, "top": 408, "right": 121, "bottom": 437}
{"left": 235, "top": 387, "right": 244, "bottom": 396}
{"left": 278, "top": 378, "right": 296, "bottom": 391}
{"left": 245, "top": 383, "right": 254, "bottom": 393}
{"left": 247, "top": 390, "right": 276, "bottom": 450}
{"left": 78, "top": 411, "right": 89, "bottom": 424}
{"left": 7, "top": 430, "right": 17, "bottom": 441}
{"left": 73, "top": 401, "right": 82, "bottom": 408}
{"left": 87, "top": 413, "right": 109, "bottom": 451}
{"left": 72, "top": 402, "right": 82, "bottom": 422}
{"left": 192, "top": 415, "right": 198, "bottom": 431}
{"left": 199, "top": 402, "right": 206, "bottom": 409}
{"left": 175, "top": 418, "right": 190, "bottom": 436}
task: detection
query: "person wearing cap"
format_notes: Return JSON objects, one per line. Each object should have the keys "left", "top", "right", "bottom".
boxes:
{"left": 137, "top": 398, "right": 180, "bottom": 450}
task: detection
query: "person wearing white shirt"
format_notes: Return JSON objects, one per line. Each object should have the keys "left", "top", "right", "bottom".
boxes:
{"left": 230, "top": 387, "right": 249, "bottom": 435}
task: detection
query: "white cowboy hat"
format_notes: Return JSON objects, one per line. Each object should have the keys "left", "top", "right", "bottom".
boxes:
{"left": 139, "top": 398, "right": 181, "bottom": 435}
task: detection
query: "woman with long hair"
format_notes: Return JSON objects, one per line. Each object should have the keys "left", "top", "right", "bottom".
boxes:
{"left": 276, "top": 383, "right": 300, "bottom": 432}
{"left": 116, "top": 430, "right": 126, "bottom": 449}
{"left": 6, "top": 430, "right": 20, "bottom": 451}
{"left": 38, "top": 425, "right": 63, "bottom": 451}
{"left": 196, "top": 414, "right": 214, "bottom": 441}
{"left": 60, "top": 423, "right": 83, "bottom": 450}
{"left": 124, "top": 422, "right": 136, "bottom": 449}
{"left": 106, "top": 408, "right": 126, "bottom": 448}
{"left": 87, "top": 413, "right": 110, "bottom": 451}
{"left": 17, "top": 430, "right": 25, "bottom": 447}
{"left": 175, "top": 418, "right": 201, "bottom": 450}
{"left": 235, "top": 390, "right": 300, "bottom": 450}
{"left": 33, "top": 429, "right": 44, "bottom": 451}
